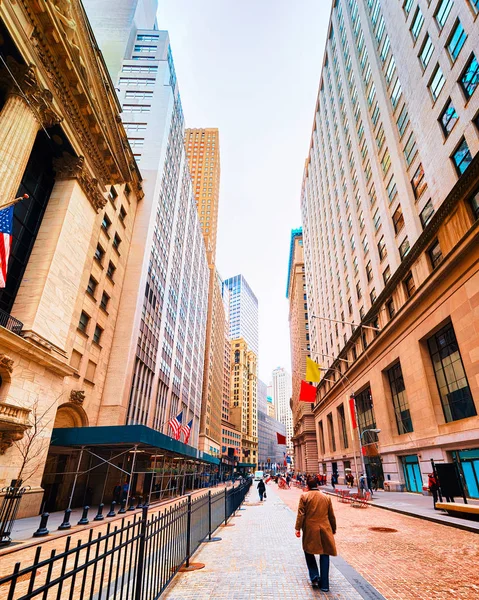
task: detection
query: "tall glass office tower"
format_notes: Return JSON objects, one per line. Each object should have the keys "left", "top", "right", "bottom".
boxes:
{"left": 223, "top": 274, "right": 259, "bottom": 355}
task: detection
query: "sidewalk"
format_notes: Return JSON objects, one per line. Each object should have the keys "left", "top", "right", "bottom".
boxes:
{"left": 163, "top": 483, "right": 385, "bottom": 600}
{"left": 322, "top": 484, "right": 479, "bottom": 533}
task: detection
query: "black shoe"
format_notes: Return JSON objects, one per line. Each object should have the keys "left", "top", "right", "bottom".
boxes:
{"left": 311, "top": 578, "right": 320, "bottom": 588}
{"left": 320, "top": 589, "right": 329, "bottom": 593}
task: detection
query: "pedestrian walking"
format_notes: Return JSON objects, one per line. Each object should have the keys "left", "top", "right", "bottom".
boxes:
{"left": 331, "top": 473, "right": 336, "bottom": 489}
{"left": 295, "top": 475, "right": 337, "bottom": 592}
{"left": 359, "top": 473, "right": 369, "bottom": 497}
{"left": 371, "top": 474, "right": 378, "bottom": 492}
{"left": 428, "top": 473, "right": 440, "bottom": 509}
{"left": 257, "top": 478, "right": 266, "bottom": 501}
{"left": 286, "top": 474, "right": 291, "bottom": 488}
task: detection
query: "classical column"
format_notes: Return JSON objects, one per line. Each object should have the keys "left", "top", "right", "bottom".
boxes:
{"left": 0, "top": 57, "right": 61, "bottom": 209}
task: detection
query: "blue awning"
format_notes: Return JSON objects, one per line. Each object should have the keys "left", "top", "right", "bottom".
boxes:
{"left": 50, "top": 425, "right": 220, "bottom": 465}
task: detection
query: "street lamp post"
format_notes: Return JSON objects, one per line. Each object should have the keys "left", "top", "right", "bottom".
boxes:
{"left": 358, "top": 426, "right": 381, "bottom": 478}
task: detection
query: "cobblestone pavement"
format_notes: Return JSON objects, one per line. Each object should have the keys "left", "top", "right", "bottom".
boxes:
{"left": 277, "top": 484, "right": 479, "bottom": 600}
{"left": 163, "top": 484, "right": 380, "bottom": 600}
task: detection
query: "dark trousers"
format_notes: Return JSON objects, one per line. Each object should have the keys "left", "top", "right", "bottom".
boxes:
{"left": 431, "top": 488, "right": 439, "bottom": 508}
{"left": 304, "top": 552, "right": 330, "bottom": 589}
{"left": 259, "top": 491, "right": 264, "bottom": 501}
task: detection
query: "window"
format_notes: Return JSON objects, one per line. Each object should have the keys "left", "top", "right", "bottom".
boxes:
{"left": 370, "top": 288, "right": 377, "bottom": 304}
{"left": 122, "top": 104, "right": 151, "bottom": 113}
{"left": 419, "top": 35, "right": 434, "bottom": 69}
{"left": 399, "top": 237, "right": 411, "bottom": 260}
{"left": 468, "top": 0, "right": 479, "bottom": 15}
{"left": 318, "top": 421, "right": 325, "bottom": 455}
{"left": 337, "top": 404, "right": 349, "bottom": 449}
{"left": 86, "top": 276, "right": 97, "bottom": 297}
{"left": 411, "top": 8, "right": 424, "bottom": 41}
{"left": 373, "top": 208, "right": 381, "bottom": 231}
{"left": 469, "top": 188, "right": 479, "bottom": 221}
{"left": 383, "top": 265, "right": 391, "bottom": 284}
{"left": 78, "top": 311, "right": 90, "bottom": 333}
{"left": 393, "top": 206, "right": 405, "bottom": 234}
{"left": 404, "top": 132, "right": 418, "bottom": 167}
{"left": 381, "top": 149, "right": 391, "bottom": 175}
{"left": 348, "top": 297, "right": 353, "bottom": 315}
{"left": 101, "top": 214, "right": 111, "bottom": 233}
{"left": 85, "top": 360, "right": 96, "bottom": 382}
{"left": 427, "top": 322, "right": 476, "bottom": 422}
{"left": 411, "top": 163, "right": 427, "bottom": 199}
{"left": 356, "top": 281, "right": 362, "bottom": 300}
{"left": 378, "top": 236, "right": 387, "bottom": 261}
{"left": 327, "top": 413, "right": 336, "bottom": 453}
{"left": 108, "top": 186, "right": 117, "bottom": 202}
{"left": 429, "top": 65, "right": 445, "bottom": 101}
{"left": 94, "top": 244, "right": 105, "bottom": 264}
{"left": 390, "top": 79, "right": 402, "bottom": 109}
{"left": 452, "top": 138, "right": 473, "bottom": 175}
{"left": 119, "top": 206, "right": 127, "bottom": 223}
{"left": 107, "top": 261, "right": 116, "bottom": 280}
{"left": 362, "top": 235, "right": 369, "bottom": 254}
{"left": 93, "top": 325, "right": 103, "bottom": 345}
{"left": 385, "top": 56, "right": 396, "bottom": 85}
{"left": 387, "top": 298, "right": 395, "bottom": 319}
{"left": 428, "top": 239, "right": 443, "bottom": 268}
{"left": 113, "top": 233, "right": 122, "bottom": 251}
{"left": 404, "top": 272, "right": 416, "bottom": 297}
{"left": 387, "top": 177, "right": 398, "bottom": 204}
{"left": 355, "top": 387, "right": 379, "bottom": 443}
{"left": 447, "top": 21, "right": 467, "bottom": 62}
{"left": 439, "top": 99, "right": 458, "bottom": 137}
{"left": 435, "top": 0, "right": 453, "bottom": 30}
{"left": 387, "top": 362, "right": 413, "bottom": 434}
{"left": 100, "top": 291, "right": 110, "bottom": 312}
{"left": 403, "top": 0, "right": 413, "bottom": 16}
{"left": 366, "top": 260, "right": 373, "bottom": 282}
{"left": 70, "top": 350, "right": 82, "bottom": 370}
{"left": 460, "top": 55, "right": 479, "bottom": 99}
{"left": 420, "top": 199, "right": 435, "bottom": 228}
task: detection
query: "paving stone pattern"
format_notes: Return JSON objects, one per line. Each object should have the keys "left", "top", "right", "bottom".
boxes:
{"left": 163, "top": 484, "right": 368, "bottom": 600}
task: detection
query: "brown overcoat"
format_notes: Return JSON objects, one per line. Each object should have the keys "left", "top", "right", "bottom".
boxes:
{"left": 295, "top": 490, "right": 337, "bottom": 555}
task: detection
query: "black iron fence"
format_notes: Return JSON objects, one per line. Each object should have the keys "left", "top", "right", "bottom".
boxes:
{"left": 0, "top": 480, "right": 251, "bottom": 600}
{"left": 0, "top": 308, "right": 23, "bottom": 335}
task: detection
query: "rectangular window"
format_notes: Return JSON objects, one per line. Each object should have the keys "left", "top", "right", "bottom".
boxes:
{"left": 383, "top": 265, "right": 391, "bottom": 284}
{"left": 411, "top": 163, "right": 427, "bottom": 199}
{"left": 420, "top": 199, "right": 435, "bottom": 228}
{"left": 119, "top": 206, "right": 127, "bottom": 223}
{"left": 410, "top": 8, "right": 424, "bottom": 41}
{"left": 107, "top": 261, "right": 116, "bottom": 280}
{"left": 399, "top": 237, "right": 411, "bottom": 260}
{"left": 373, "top": 208, "right": 381, "bottom": 231}
{"left": 468, "top": 0, "right": 479, "bottom": 15}
{"left": 94, "top": 243, "right": 105, "bottom": 264}
{"left": 452, "top": 138, "right": 473, "bottom": 175}
{"left": 393, "top": 206, "right": 405, "bottom": 234}
{"left": 439, "top": 99, "right": 458, "bottom": 137}
{"left": 86, "top": 276, "right": 97, "bottom": 297}
{"left": 460, "top": 54, "right": 479, "bottom": 100}
{"left": 387, "top": 362, "right": 414, "bottom": 434}
{"left": 100, "top": 291, "right": 110, "bottom": 312}
{"left": 101, "top": 214, "right": 111, "bottom": 233}
{"left": 435, "top": 0, "right": 453, "bottom": 30}
{"left": 397, "top": 104, "right": 410, "bottom": 138}
{"left": 447, "top": 21, "right": 467, "bottom": 62}
{"left": 404, "top": 272, "right": 416, "bottom": 297}
{"left": 381, "top": 149, "right": 391, "bottom": 175}
{"left": 390, "top": 79, "right": 402, "bottom": 109}
{"left": 403, "top": 132, "right": 418, "bottom": 166}
{"left": 387, "top": 298, "right": 395, "bottom": 318}
{"left": 355, "top": 387, "right": 379, "bottom": 442}
{"left": 318, "top": 421, "right": 325, "bottom": 455}
{"left": 428, "top": 239, "right": 443, "bottom": 268}
{"left": 370, "top": 288, "right": 377, "bottom": 304}
{"left": 366, "top": 260, "right": 373, "bottom": 282}
{"left": 122, "top": 104, "right": 151, "bottom": 113}
{"left": 327, "top": 413, "right": 336, "bottom": 453}
{"left": 387, "top": 176, "right": 398, "bottom": 204}
{"left": 93, "top": 325, "right": 103, "bottom": 345}
{"left": 419, "top": 35, "right": 434, "bottom": 69}
{"left": 337, "top": 404, "right": 349, "bottom": 449}
{"left": 385, "top": 56, "right": 396, "bottom": 85}
{"left": 429, "top": 65, "right": 446, "bottom": 101}
{"left": 378, "top": 236, "right": 387, "bottom": 261}
{"left": 403, "top": 0, "right": 414, "bottom": 16}
{"left": 427, "top": 322, "right": 476, "bottom": 422}
{"left": 356, "top": 281, "right": 362, "bottom": 300}
{"left": 469, "top": 188, "right": 479, "bottom": 221}
{"left": 113, "top": 233, "right": 122, "bottom": 251}
{"left": 108, "top": 186, "right": 117, "bottom": 202}
{"left": 78, "top": 311, "right": 90, "bottom": 333}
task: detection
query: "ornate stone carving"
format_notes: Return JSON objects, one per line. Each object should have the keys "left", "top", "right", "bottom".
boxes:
{"left": 0, "top": 57, "right": 61, "bottom": 128}
{"left": 69, "top": 389, "right": 85, "bottom": 405}
{"left": 53, "top": 152, "right": 107, "bottom": 213}
{"left": 0, "top": 431, "right": 25, "bottom": 455}
{"left": 0, "top": 354, "right": 14, "bottom": 374}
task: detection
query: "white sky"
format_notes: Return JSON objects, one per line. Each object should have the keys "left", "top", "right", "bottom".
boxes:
{"left": 157, "top": 0, "right": 330, "bottom": 382}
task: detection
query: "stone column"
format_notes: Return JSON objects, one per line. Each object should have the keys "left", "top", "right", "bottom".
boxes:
{"left": 0, "top": 58, "right": 61, "bottom": 208}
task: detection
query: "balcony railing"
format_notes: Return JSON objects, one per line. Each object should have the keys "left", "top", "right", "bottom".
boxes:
{"left": 0, "top": 308, "right": 23, "bottom": 335}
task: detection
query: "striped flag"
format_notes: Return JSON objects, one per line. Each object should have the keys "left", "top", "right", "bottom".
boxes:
{"left": 0, "top": 206, "right": 14, "bottom": 288}
{"left": 180, "top": 419, "right": 193, "bottom": 444}
{"left": 168, "top": 411, "right": 183, "bottom": 440}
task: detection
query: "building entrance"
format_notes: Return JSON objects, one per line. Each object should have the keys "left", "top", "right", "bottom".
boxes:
{"left": 455, "top": 449, "right": 479, "bottom": 498}
{"left": 401, "top": 455, "right": 422, "bottom": 493}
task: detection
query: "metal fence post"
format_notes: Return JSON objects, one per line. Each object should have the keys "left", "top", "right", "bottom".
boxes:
{"left": 208, "top": 490, "right": 212, "bottom": 541}
{"left": 134, "top": 506, "right": 148, "bottom": 600}
{"left": 185, "top": 494, "right": 192, "bottom": 568}
{"left": 224, "top": 486, "right": 228, "bottom": 524}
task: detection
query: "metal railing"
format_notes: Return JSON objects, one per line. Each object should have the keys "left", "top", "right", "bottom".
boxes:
{"left": 0, "top": 479, "right": 252, "bottom": 600}
{"left": 0, "top": 482, "right": 30, "bottom": 546}
{"left": 0, "top": 308, "right": 23, "bottom": 335}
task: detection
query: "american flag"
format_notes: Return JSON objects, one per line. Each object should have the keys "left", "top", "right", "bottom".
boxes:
{"left": 180, "top": 419, "right": 193, "bottom": 444}
{"left": 167, "top": 411, "right": 183, "bottom": 440}
{"left": 0, "top": 206, "right": 14, "bottom": 288}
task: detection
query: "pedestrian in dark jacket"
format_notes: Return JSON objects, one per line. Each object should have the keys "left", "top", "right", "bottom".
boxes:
{"left": 257, "top": 478, "right": 266, "bottom": 501}
{"left": 295, "top": 476, "right": 337, "bottom": 592}
{"left": 428, "top": 473, "right": 440, "bottom": 509}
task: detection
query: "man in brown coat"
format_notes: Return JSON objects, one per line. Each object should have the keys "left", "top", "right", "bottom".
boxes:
{"left": 295, "top": 475, "right": 337, "bottom": 591}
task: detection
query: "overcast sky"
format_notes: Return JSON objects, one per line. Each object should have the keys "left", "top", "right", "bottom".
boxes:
{"left": 157, "top": 0, "right": 329, "bottom": 383}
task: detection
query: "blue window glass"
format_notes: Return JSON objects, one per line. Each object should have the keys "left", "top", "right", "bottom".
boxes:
{"left": 435, "top": 0, "right": 453, "bottom": 30}
{"left": 461, "top": 54, "right": 479, "bottom": 99}
{"left": 410, "top": 8, "right": 424, "bottom": 41}
{"left": 447, "top": 21, "right": 467, "bottom": 61}
{"left": 452, "top": 138, "right": 473, "bottom": 175}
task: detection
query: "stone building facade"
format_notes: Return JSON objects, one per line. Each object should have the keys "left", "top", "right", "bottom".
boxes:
{"left": 301, "top": 0, "right": 479, "bottom": 494}
{"left": 0, "top": 0, "right": 142, "bottom": 516}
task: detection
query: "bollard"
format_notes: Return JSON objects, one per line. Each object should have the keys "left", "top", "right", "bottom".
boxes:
{"left": 94, "top": 503, "right": 105, "bottom": 521}
{"left": 106, "top": 500, "right": 117, "bottom": 518}
{"left": 58, "top": 508, "right": 72, "bottom": 530}
{"left": 77, "top": 506, "right": 90, "bottom": 525}
{"left": 128, "top": 497, "right": 136, "bottom": 511}
{"left": 118, "top": 499, "right": 127, "bottom": 514}
{"left": 136, "top": 497, "right": 143, "bottom": 509}
{"left": 33, "top": 512, "right": 50, "bottom": 537}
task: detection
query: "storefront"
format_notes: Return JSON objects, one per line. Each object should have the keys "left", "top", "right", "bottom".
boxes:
{"left": 454, "top": 449, "right": 479, "bottom": 499}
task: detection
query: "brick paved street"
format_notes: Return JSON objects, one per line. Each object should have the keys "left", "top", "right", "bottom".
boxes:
{"left": 277, "top": 484, "right": 479, "bottom": 600}
{"left": 163, "top": 483, "right": 381, "bottom": 600}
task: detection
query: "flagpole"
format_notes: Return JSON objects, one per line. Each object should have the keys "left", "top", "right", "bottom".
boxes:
{"left": 311, "top": 314, "right": 381, "bottom": 332}
{"left": 1, "top": 194, "right": 29, "bottom": 211}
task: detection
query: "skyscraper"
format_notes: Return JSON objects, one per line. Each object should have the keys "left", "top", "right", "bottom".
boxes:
{"left": 272, "top": 367, "right": 293, "bottom": 453}
{"left": 223, "top": 274, "right": 259, "bottom": 355}
{"left": 258, "top": 379, "right": 287, "bottom": 471}
{"left": 301, "top": 0, "right": 479, "bottom": 491}
{"left": 84, "top": 0, "right": 209, "bottom": 446}
{"left": 287, "top": 228, "right": 318, "bottom": 472}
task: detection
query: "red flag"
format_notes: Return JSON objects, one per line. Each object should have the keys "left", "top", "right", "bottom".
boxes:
{"left": 299, "top": 380, "right": 316, "bottom": 402}
{"left": 276, "top": 432, "right": 286, "bottom": 445}
{"left": 349, "top": 397, "right": 357, "bottom": 429}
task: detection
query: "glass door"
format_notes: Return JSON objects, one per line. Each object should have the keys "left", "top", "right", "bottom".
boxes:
{"left": 401, "top": 455, "right": 422, "bottom": 492}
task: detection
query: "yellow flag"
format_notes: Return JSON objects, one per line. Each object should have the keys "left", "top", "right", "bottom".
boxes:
{"left": 306, "top": 356, "right": 321, "bottom": 383}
